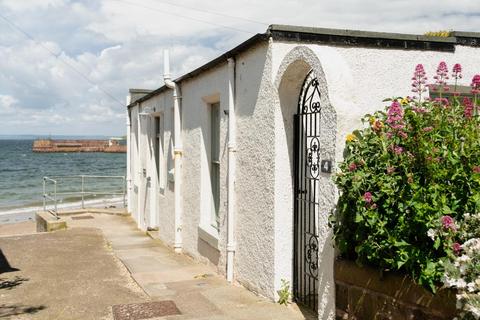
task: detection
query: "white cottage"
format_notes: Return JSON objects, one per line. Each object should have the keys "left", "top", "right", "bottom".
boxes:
{"left": 126, "top": 25, "right": 480, "bottom": 318}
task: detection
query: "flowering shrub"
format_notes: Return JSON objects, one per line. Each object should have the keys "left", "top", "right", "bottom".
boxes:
{"left": 441, "top": 213, "right": 480, "bottom": 319}
{"left": 331, "top": 62, "right": 480, "bottom": 294}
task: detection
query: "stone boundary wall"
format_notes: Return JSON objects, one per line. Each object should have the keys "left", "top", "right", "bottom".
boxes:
{"left": 335, "top": 259, "right": 456, "bottom": 320}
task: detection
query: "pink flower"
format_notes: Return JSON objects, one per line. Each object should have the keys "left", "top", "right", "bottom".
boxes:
{"left": 398, "top": 131, "right": 408, "bottom": 139}
{"left": 471, "top": 75, "right": 480, "bottom": 94}
{"left": 434, "top": 61, "right": 449, "bottom": 87}
{"left": 394, "top": 146, "right": 404, "bottom": 155}
{"left": 411, "top": 64, "right": 428, "bottom": 100}
{"left": 463, "top": 97, "right": 474, "bottom": 119}
{"left": 348, "top": 163, "right": 357, "bottom": 172}
{"left": 422, "top": 127, "right": 433, "bottom": 132}
{"left": 386, "top": 101, "right": 407, "bottom": 139}
{"left": 452, "top": 63, "right": 462, "bottom": 78}
{"left": 441, "top": 215, "right": 456, "bottom": 231}
{"left": 434, "top": 97, "right": 449, "bottom": 107}
{"left": 386, "top": 166, "right": 395, "bottom": 174}
{"left": 453, "top": 242, "right": 462, "bottom": 255}
{"left": 473, "top": 166, "right": 480, "bottom": 173}
{"left": 387, "top": 101, "right": 404, "bottom": 123}
{"left": 412, "top": 106, "right": 428, "bottom": 114}
{"left": 363, "top": 192, "right": 372, "bottom": 203}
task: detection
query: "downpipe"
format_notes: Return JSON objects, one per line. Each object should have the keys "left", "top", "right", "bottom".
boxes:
{"left": 164, "top": 50, "right": 183, "bottom": 253}
{"left": 226, "top": 58, "right": 236, "bottom": 282}
{"left": 126, "top": 95, "right": 132, "bottom": 213}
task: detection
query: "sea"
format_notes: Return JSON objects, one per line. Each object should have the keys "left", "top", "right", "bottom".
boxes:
{"left": 0, "top": 136, "right": 126, "bottom": 224}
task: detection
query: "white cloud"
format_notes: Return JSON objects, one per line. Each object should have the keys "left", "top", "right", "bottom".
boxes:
{"left": 0, "top": 0, "right": 64, "bottom": 11}
{"left": 0, "top": 94, "right": 18, "bottom": 115}
{"left": 0, "top": 0, "right": 479, "bottom": 135}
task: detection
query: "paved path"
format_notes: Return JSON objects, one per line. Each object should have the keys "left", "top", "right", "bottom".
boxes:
{"left": 0, "top": 214, "right": 311, "bottom": 319}
{"left": 68, "top": 213, "right": 310, "bottom": 320}
{"left": 0, "top": 227, "right": 148, "bottom": 319}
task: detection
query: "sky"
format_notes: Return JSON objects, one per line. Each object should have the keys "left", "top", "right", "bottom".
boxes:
{"left": 0, "top": 0, "right": 479, "bottom": 136}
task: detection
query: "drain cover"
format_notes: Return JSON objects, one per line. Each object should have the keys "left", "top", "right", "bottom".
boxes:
{"left": 112, "top": 301, "right": 181, "bottom": 320}
{"left": 71, "top": 215, "right": 94, "bottom": 220}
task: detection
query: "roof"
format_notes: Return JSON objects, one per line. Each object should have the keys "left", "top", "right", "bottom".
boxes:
{"left": 127, "top": 25, "right": 480, "bottom": 108}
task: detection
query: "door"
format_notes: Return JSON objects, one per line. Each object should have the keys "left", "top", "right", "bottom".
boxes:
{"left": 293, "top": 70, "right": 321, "bottom": 313}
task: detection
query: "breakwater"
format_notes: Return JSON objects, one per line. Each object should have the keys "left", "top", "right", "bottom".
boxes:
{"left": 33, "top": 139, "right": 126, "bottom": 153}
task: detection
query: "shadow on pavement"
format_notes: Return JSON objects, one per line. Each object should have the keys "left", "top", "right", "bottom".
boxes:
{"left": 0, "top": 304, "right": 46, "bottom": 318}
{"left": 0, "top": 249, "right": 19, "bottom": 274}
{"left": 0, "top": 276, "right": 29, "bottom": 290}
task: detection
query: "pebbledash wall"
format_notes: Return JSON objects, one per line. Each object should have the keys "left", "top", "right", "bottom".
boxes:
{"left": 127, "top": 25, "right": 480, "bottom": 319}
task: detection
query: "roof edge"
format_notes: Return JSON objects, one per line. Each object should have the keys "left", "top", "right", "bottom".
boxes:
{"left": 269, "top": 24, "right": 457, "bottom": 43}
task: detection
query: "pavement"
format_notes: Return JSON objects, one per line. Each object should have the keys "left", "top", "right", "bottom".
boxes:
{"left": 0, "top": 227, "right": 147, "bottom": 320}
{"left": 0, "top": 213, "right": 311, "bottom": 320}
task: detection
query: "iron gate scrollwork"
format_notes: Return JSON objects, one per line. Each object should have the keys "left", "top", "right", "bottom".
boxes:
{"left": 293, "top": 70, "right": 321, "bottom": 313}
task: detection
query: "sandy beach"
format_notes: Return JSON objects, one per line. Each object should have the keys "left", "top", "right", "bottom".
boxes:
{"left": 0, "top": 196, "right": 125, "bottom": 225}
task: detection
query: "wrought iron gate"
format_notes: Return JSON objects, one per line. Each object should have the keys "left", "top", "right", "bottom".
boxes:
{"left": 293, "top": 70, "right": 320, "bottom": 313}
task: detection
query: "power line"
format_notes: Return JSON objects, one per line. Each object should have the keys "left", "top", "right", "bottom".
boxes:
{"left": 110, "top": 0, "right": 259, "bottom": 35}
{"left": 0, "top": 13, "right": 125, "bottom": 107}
{"left": 148, "top": 0, "right": 268, "bottom": 27}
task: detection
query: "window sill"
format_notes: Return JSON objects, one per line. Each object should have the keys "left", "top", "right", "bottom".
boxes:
{"left": 198, "top": 224, "right": 219, "bottom": 250}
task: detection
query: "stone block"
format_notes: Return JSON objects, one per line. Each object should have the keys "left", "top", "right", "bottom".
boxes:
{"left": 36, "top": 211, "right": 67, "bottom": 232}
{"left": 335, "top": 283, "right": 349, "bottom": 312}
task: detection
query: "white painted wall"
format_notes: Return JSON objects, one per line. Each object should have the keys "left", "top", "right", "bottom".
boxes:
{"left": 128, "top": 36, "right": 480, "bottom": 319}
{"left": 233, "top": 41, "right": 277, "bottom": 297}
{"left": 272, "top": 43, "right": 480, "bottom": 162}
{"left": 180, "top": 63, "right": 229, "bottom": 269}
{"left": 271, "top": 41, "right": 480, "bottom": 318}
{"left": 131, "top": 93, "right": 176, "bottom": 242}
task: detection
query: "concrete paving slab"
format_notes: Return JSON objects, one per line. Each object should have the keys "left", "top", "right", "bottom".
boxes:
{"left": 142, "top": 282, "right": 176, "bottom": 298}
{"left": 114, "top": 247, "right": 172, "bottom": 260}
{"left": 122, "top": 256, "right": 184, "bottom": 274}
{"left": 131, "top": 265, "right": 215, "bottom": 285}
{"left": 201, "top": 285, "right": 268, "bottom": 308}
{"left": 172, "top": 291, "right": 222, "bottom": 317}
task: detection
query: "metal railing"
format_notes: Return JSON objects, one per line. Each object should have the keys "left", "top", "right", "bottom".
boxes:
{"left": 43, "top": 175, "right": 126, "bottom": 217}
{"left": 43, "top": 177, "right": 58, "bottom": 217}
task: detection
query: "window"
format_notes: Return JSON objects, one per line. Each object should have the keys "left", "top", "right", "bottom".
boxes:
{"left": 154, "top": 115, "right": 165, "bottom": 191}
{"left": 210, "top": 103, "right": 220, "bottom": 230}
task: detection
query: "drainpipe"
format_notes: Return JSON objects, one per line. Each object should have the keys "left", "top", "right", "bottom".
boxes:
{"left": 226, "top": 57, "right": 236, "bottom": 282}
{"left": 164, "top": 50, "right": 183, "bottom": 253}
{"left": 126, "top": 95, "right": 132, "bottom": 213}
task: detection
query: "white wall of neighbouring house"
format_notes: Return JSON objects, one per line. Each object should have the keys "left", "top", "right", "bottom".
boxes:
{"left": 178, "top": 41, "right": 278, "bottom": 298}
{"left": 179, "top": 59, "right": 230, "bottom": 270}
{"left": 129, "top": 93, "right": 176, "bottom": 243}
{"left": 127, "top": 41, "right": 281, "bottom": 301}
{"left": 129, "top": 106, "right": 139, "bottom": 224}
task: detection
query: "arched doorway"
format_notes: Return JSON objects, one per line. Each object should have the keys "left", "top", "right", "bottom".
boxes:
{"left": 293, "top": 70, "right": 321, "bottom": 312}
{"left": 275, "top": 46, "right": 337, "bottom": 318}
